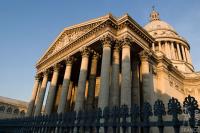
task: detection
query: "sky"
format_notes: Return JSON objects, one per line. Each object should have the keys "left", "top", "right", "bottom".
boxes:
{"left": 0, "top": 0, "right": 200, "bottom": 102}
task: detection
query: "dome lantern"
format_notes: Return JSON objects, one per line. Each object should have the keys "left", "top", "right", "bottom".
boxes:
{"left": 150, "top": 6, "right": 160, "bottom": 22}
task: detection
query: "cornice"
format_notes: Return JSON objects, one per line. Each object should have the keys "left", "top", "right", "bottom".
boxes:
{"left": 36, "top": 13, "right": 156, "bottom": 72}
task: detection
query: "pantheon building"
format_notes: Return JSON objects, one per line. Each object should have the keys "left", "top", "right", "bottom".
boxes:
{"left": 26, "top": 9, "right": 200, "bottom": 116}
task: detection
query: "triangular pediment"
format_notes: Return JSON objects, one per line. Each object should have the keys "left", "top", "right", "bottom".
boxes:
{"left": 37, "top": 13, "right": 154, "bottom": 68}
{"left": 37, "top": 15, "right": 109, "bottom": 64}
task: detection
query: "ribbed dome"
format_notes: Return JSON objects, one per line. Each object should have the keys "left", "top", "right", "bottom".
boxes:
{"left": 144, "top": 9, "right": 182, "bottom": 39}
{"left": 144, "top": 20, "right": 175, "bottom": 33}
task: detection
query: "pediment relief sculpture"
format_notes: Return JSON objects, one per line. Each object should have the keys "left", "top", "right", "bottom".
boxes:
{"left": 39, "top": 21, "right": 103, "bottom": 63}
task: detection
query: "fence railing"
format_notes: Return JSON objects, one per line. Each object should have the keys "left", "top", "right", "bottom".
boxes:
{"left": 0, "top": 95, "right": 199, "bottom": 133}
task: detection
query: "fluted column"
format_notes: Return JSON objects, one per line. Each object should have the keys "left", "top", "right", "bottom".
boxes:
{"left": 34, "top": 71, "right": 49, "bottom": 116}
{"left": 74, "top": 48, "right": 90, "bottom": 111}
{"left": 57, "top": 58, "right": 73, "bottom": 114}
{"left": 98, "top": 36, "right": 112, "bottom": 109}
{"left": 181, "top": 45, "right": 187, "bottom": 61}
{"left": 140, "top": 51, "right": 151, "bottom": 102}
{"left": 26, "top": 75, "right": 40, "bottom": 116}
{"left": 45, "top": 64, "right": 60, "bottom": 115}
{"left": 171, "top": 42, "right": 175, "bottom": 60}
{"left": 121, "top": 37, "right": 132, "bottom": 108}
{"left": 87, "top": 52, "right": 99, "bottom": 109}
{"left": 109, "top": 42, "right": 120, "bottom": 107}
{"left": 176, "top": 43, "right": 182, "bottom": 60}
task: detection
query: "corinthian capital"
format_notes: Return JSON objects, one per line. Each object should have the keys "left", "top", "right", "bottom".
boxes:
{"left": 100, "top": 34, "right": 114, "bottom": 48}
{"left": 53, "top": 64, "right": 61, "bottom": 72}
{"left": 64, "top": 56, "right": 75, "bottom": 65}
{"left": 120, "top": 35, "right": 132, "bottom": 48}
{"left": 43, "top": 69, "right": 50, "bottom": 77}
{"left": 139, "top": 51, "right": 151, "bottom": 62}
{"left": 80, "top": 47, "right": 90, "bottom": 57}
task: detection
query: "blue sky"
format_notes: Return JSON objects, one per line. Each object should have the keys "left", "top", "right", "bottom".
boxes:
{"left": 0, "top": 0, "right": 200, "bottom": 102}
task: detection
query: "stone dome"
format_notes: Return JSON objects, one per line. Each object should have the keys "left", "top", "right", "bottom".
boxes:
{"left": 144, "top": 9, "right": 182, "bottom": 39}
{"left": 144, "top": 20, "right": 175, "bottom": 33}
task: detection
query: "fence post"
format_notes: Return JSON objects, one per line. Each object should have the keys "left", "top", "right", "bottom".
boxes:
{"left": 111, "top": 106, "right": 120, "bottom": 133}
{"left": 154, "top": 99, "right": 166, "bottom": 133}
{"left": 120, "top": 105, "right": 129, "bottom": 133}
{"left": 95, "top": 108, "right": 102, "bottom": 133}
{"left": 141, "top": 102, "right": 153, "bottom": 133}
{"left": 168, "top": 97, "right": 182, "bottom": 133}
{"left": 183, "top": 95, "right": 199, "bottom": 133}
{"left": 130, "top": 104, "right": 140, "bottom": 133}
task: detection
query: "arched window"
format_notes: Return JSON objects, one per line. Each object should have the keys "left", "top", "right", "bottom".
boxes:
{"left": 7, "top": 107, "right": 12, "bottom": 114}
{"left": 0, "top": 106, "right": 5, "bottom": 112}
{"left": 13, "top": 109, "right": 19, "bottom": 115}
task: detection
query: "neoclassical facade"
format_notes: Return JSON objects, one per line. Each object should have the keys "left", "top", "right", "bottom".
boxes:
{"left": 0, "top": 96, "right": 27, "bottom": 119}
{"left": 26, "top": 9, "right": 200, "bottom": 116}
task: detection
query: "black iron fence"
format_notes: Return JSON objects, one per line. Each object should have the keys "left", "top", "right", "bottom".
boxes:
{"left": 0, "top": 95, "right": 200, "bottom": 133}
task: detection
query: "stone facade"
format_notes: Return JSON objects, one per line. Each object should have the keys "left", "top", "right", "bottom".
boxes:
{"left": 0, "top": 96, "right": 27, "bottom": 119}
{"left": 27, "top": 10, "right": 200, "bottom": 117}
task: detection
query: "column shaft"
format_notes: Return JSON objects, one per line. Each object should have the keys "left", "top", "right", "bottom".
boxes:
{"left": 57, "top": 59, "right": 73, "bottom": 114}
{"left": 132, "top": 61, "right": 140, "bottom": 106}
{"left": 34, "top": 72, "right": 48, "bottom": 116}
{"left": 110, "top": 46, "right": 120, "bottom": 107}
{"left": 121, "top": 40, "right": 131, "bottom": 107}
{"left": 165, "top": 42, "right": 171, "bottom": 59}
{"left": 87, "top": 54, "right": 98, "bottom": 109}
{"left": 26, "top": 76, "right": 40, "bottom": 116}
{"left": 181, "top": 45, "right": 187, "bottom": 61}
{"left": 45, "top": 65, "right": 60, "bottom": 115}
{"left": 98, "top": 37, "right": 112, "bottom": 109}
{"left": 152, "top": 43, "right": 155, "bottom": 51}
{"left": 177, "top": 43, "right": 182, "bottom": 60}
{"left": 140, "top": 52, "right": 151, "bottom": 103}
{"left": 186, "top": 48, "right": 192, "bottom": 64}
{"left": 171, "top": 42, "right": 175, "bottom": 60}
{"left": 74, "top": 49, "right": 89, "bottom": 111}
{"left": 158, "top": 41, "right": 162, "bottom": 52}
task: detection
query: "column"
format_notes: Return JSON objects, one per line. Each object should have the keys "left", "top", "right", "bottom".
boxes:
{"left": 165, "top": 41, "right": 171, "bottom": 59}
{"left": 34, "top": 71, "right": 49, "bottom": 116}
{"left": 45, "top": 64, "right": 60, "bottom": 115}
{"left": 152, "top": 43, "right": 155, "bottom": 51}
{"left": 121, "top": 37, "right": 132, "bottom": 108}
{"left": 185, "top": 48, "right": 192, "bottom": 64}
{"left": 171, "top": 42, "right": 175, "bottom": 60}
{"left": 176, "top": 43, "right": 182, "bottom": 60}
{"left": 74, "top": 48, "right": 90, "bottom": 111}
{"left": 98, "top": 36, "right": 112, "bottom": 109}
{"left": 140, "top": 51, "right": 151, "bottom": 102}
{"left": 87, "top": 52, "right": 99, "bottom": 109}
{"left": 57, "top": 58, "right": 73, "bottom": 114}
{"left": 158, "top": 41, "right": 162, "bottom": 52}
{"left": 26, "top": 75, "right": 40, "bottom": 116}
{"left": 181, "top": 45, "right": 187, "bottom": 61}
{"left": 132, "top": 60, "right": 140, "bottom": 106}
{"left": 66, "top": 81, "right": 73, "bottom": 110}
{"left": 109, "top": 42, "right": 120, "bottom": 107}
